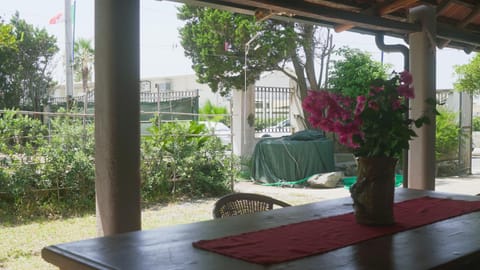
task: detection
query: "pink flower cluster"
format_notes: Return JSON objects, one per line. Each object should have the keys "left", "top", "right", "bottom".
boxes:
{"left": 303, "top": 90, "right": 363, "bottom": 148}
{"left": 397, "top": 71, "right": 414, "bottom": 98}
{"left": 302, "top": 71, "right": 415, "bottom": 150}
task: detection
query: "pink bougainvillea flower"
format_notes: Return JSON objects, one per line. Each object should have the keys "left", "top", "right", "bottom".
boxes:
{"left": 301, "top": 70, "right": 428, "bottom": 158}
{"left": 397, "top": 84, "right": 414, "bottom": 99}
{"left": 398, "top": 71, "right": 414, "bottom": 98}
{"left": 354, "top": 96, "right": 366, "bottom": 115}
{"left": 399, "top": 71, "right": 413, "bottom": 85}
{"left": 370, "top": 85, "right": 384, "bottom": 94}
{"left": 368, "top": 101, "right": 380, "bottom": 111}
{"left": 392, "top": 99, "right": 402, "bottom": 110}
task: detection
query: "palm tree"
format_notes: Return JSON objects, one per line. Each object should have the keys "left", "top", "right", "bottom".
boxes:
{"left": 73, "top": 38, "right": 94, "bottom": 93}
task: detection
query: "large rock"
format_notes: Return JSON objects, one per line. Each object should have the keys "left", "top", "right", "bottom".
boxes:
{"left": 307, "top": 171, "right": 344, "bottom": 188}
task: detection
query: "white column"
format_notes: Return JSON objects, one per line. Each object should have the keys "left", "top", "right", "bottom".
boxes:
{"left": 95, "top": 0, "right": 141, "bottom": 235}
{"left": 408, "top": 5, "right": 436, "bottom": 190}
{"left": 459, "top": 92, "right": 473, "bottom": 174}
{"left": 232, "top": 85, "right": 256, "bottom": 158}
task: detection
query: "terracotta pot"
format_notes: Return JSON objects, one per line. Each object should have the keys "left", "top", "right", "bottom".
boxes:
{"left": 350, "top": 156, "right": 397, "bottom": 225}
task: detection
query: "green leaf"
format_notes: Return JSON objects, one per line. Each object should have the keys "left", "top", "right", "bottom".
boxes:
{"left": 454, "top": 53, "right": 480, "bottom": 95}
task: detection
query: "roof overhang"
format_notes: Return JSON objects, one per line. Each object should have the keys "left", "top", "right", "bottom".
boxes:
{"left": 168, "top": 0, "right": 480, "bottom": 53}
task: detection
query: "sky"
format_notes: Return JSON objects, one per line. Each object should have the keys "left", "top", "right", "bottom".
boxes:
{"left": 0, "top": 0, "right": 475, "bottom": 89}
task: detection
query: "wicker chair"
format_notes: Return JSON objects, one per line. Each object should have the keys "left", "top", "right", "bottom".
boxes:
{"left": 213, "top": 192, "right": 291, "bottom": 219}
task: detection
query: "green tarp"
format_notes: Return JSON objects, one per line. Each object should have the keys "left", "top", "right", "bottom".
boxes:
{"left": 251, "top": 133, "right": 334, "bottom": 184}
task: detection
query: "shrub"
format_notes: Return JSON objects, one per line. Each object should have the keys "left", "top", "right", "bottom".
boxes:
{"left": 37, "top": 115, "right": 96, "bottom": 214}
{"left": 199, "top": 100, "right": 229, "bottom": 126}
{"left": 473, "top": 116, "right": 480, "bottom": 131}
{"left": 0, "top": 111, "right": 236, "bottom": 220}
{"left": 140, "top": 119, "right": 236, "bottom": 202}
{"left": 436, "top": 107, "right": 460, "bottom": 161}
{"left": 0, "top": 110, "right": 47, "bottom": 155}
{"left": 1, "top": 113, "right": 96, "bottom": 219}
{"left": 328, "top": 47, "right": 389, "bottom": 97}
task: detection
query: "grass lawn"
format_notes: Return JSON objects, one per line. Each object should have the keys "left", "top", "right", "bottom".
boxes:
{"left": 0, "top": 180, "right": 349, "bottom": 269}
{"left": 0, "top": 198, "right": 216, "bottom": 270}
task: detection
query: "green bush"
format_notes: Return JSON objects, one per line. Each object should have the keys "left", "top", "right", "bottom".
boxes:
{"left": 473, "top": 116, "right": 480, "bottom": 131}
{"left": 199, "top": 100, "right": 230, "bottom": 126}
{"left": 1, "top": 113, "right": 96, "bottom": 219}
{"left": 141, "top": 119, "right": 235, "bottom": 202}
{"left": 38, "top": 115, "right": 96, "bottom": 214}
{"left": 436, "top": 107, "right": 460, "bottom": 161}
{"left": 328, "top": 47, "right": 389, "bottom": 97}
{"left": 0, "top": 110, "right": 236, "bottom": 220}
{"left": 0, "top": 110, "right": 47, "bottom": 155}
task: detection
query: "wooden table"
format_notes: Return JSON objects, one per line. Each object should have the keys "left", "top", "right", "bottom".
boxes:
{"left": 42, "top": 188, "right": 480, "bottom": 269}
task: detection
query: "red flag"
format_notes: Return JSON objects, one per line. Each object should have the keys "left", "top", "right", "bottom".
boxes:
{"left": 49, "top": 12, "right": 64, "bottom": 25}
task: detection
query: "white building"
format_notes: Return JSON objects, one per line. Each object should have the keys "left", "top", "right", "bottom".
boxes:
{"left": 51, "top": 74, "right": 230, "bottom": 109}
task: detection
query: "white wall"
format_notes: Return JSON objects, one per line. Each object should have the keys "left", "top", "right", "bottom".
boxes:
{"left": 51, "top": 81, "right": 94, "bottom": 97}
{"left": 256, "top": 70, "right": 292, "bottom": 87}
{"left": 473, "top": 132, "right": 480, "bottom": 148}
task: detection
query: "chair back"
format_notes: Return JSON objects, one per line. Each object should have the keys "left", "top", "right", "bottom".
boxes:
{"left": 213, "top": 192, "right": 291, "bottom": 219}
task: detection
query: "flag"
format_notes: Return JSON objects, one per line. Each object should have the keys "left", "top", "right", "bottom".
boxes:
{"left": 49, "top": 12, "right": 64, "bottom": 25}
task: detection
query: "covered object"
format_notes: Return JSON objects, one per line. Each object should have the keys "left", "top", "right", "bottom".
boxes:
{"left": 252, "top": 130, "right": 335, "bottom": 183}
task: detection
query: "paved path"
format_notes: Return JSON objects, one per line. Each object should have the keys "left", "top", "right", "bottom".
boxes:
{"left": 435, "top": 155, "right": 480, "bottom": 196}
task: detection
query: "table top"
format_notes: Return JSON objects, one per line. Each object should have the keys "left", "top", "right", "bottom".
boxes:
{"left": 42, "top": 188, "right": 480, "bottom": 270}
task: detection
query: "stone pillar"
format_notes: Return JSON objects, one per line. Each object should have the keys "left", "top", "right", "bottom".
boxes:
{"left": 459, "top": 92, "right": 473, "bottom": 175}
{"left": 95, "top": 0, "right": 141, "bottom": 235}
{"left": 232, "top": 85, "right": 256, "bottom": 158}
{"left": 408, "top": 5, "right": 436, "bottom": 190}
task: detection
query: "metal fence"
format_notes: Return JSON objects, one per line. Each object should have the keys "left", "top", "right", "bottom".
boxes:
{"left": 0, "top": 104, "right": 234, "bottom": 205}
{"left": 48, "top": 90, "right": 203, "bottom": 138}
{"left": 48, "top": 90, "right": 199, "bottom": 106}
{"left": 254, "top": 86, "right": 293, "bottom": 134}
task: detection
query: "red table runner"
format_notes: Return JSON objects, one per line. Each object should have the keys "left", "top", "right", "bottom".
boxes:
{"left": 193, "top": 196, "right": 480, "bottom": 265}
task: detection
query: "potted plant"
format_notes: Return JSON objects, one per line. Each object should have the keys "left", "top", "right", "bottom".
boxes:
{"left": 302, "top": 71, "right": 431, "bottom": 225}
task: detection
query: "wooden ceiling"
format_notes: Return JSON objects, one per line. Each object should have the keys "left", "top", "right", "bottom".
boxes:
{"left": 170, "top": 0, "right": 480, "bottom": 53}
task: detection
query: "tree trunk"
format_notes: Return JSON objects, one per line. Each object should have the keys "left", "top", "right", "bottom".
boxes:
{"left": 82, "top": 67, "right": 89, "bottom": 93}
{"left": 303, "top": 25, "right": 317, "bottom": 91}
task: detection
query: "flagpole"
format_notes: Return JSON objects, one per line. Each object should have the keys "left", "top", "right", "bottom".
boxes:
{"left": 72, "top": 0, "right": 76, "bottom": 61}
{"left": 65, "top": 0, "right": 74, "bottom": 110}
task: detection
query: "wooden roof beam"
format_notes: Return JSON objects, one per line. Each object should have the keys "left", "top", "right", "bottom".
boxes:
{"left": 305, "top": 0, "right": 362, "bottom": 11}
{"left": 436, "top": 0, "right": 453, "bottom": 16}
{"left": 438, "top": 38, "right": 451, "bottom": 49}
{"left": 379, "top": 0, "right": 419, "bottom": 16}
{"left": 437, "top": 22, "right": 480, "bottom": 48}
{"left": 334, "top": 23, "right": 356, "bottom": 33}
{"left": 457, "top": 4, "right": 480, "bottom": 28}
{"left": 334, "top": 0, "right": 419, "bottom": 33}
{"left": 451, "top": 0, "right": 476, "bottom": 10}
{"left": 441, "top": 3, "right": 480, "bottom": 49}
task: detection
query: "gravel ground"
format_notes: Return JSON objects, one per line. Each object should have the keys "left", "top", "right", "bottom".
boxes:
{"left": 143, "top": 173, "right": 480, "bottom": 229}
{"left": 233, "top": 180, "right": 350, "bottom": 205}
{"left": 142, "top": 180, "right": 350, "bottom": 229}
